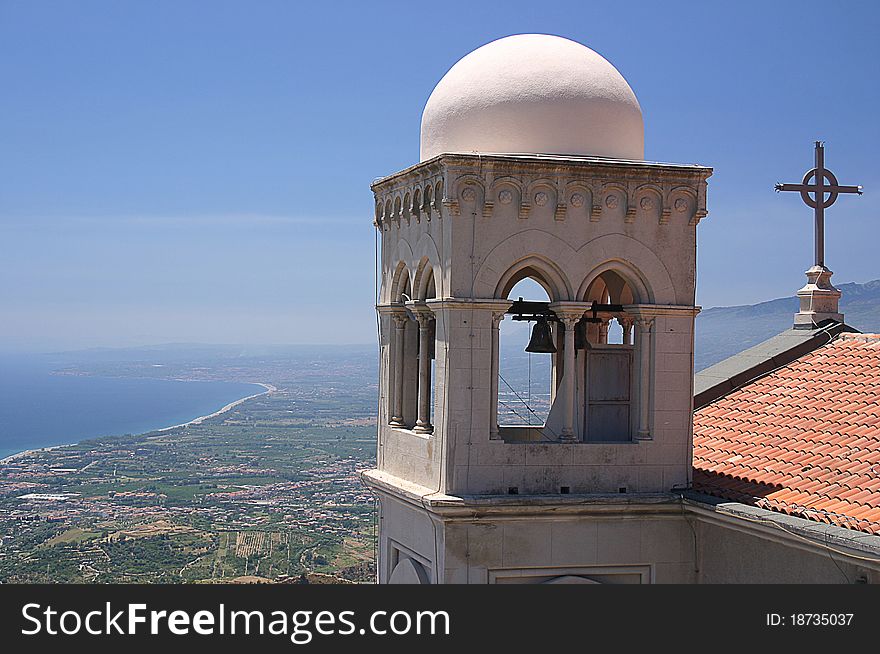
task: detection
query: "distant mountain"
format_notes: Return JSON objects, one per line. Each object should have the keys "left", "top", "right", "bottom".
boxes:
{"left": 694, "top": 279, "right": 880, "bottom": 371}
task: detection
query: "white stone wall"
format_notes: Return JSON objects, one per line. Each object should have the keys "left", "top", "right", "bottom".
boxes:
{"left": 442, "top": 515, "right": 697, "bottom": 584}
{"left": 695, "top": 519, "right": 880, "bottom": 584}
{"left": 375, "top": 489, "right": 880, "bottom": 584}
{"left": 372, "top": 154, "right": 709, "bottom": 499}
{"left": 377, "top": 494, "right": 443, "bottom": 584}
{"left": 374, "top": 487, "right": 699, "bottom": 585}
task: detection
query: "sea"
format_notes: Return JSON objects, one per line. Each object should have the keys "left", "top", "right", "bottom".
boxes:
{"left": 0, "top": 354, "right": 262, "bottom": 458}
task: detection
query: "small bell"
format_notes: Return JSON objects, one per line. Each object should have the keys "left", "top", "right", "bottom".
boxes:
{"left": 574, "top": 319, "right": 591, "bottom": 350}
{"left": 525, "top": 318, "right": 556, "bottom": 353}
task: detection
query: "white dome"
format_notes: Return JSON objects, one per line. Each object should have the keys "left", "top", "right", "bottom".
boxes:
{"left": 420, "top": 34, "right": 644, "bottom": 162}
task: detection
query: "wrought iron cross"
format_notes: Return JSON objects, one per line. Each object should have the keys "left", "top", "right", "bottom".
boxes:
{"left": 775, "top": 141, "right": 862, "bottom": 268}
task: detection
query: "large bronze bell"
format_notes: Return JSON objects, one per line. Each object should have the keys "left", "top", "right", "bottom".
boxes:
{"left": 525, "top": 318, "right": 556, "bottom": 353}
{"left": 574, "top": 319, "right": 591, "bottom": 350}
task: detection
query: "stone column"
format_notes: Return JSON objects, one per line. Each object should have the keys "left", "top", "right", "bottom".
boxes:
{"left": 561, "top": 316, "right": 579, "bottom": 441}
{"left": 619, "top": 316, "right": 634, "bottom": 345}
{"left": 636, "top": 316, "right": 654, "bottom": 440}
{"left": 489, "top": 309, "right": 506, "bottom": 440}
{"left": 390, "top": 313, "right": 408, "bottom": 426}
{"left": 549, "top": 303, "right": 591, "bottom": 443}
{"left": 413, "top": 310, "right": 434, "bottom": 434}
{"left": 550, "top": 321, "right": 560, "bottom": 402}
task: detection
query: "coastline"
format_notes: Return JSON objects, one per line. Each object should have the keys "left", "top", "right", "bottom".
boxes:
{"left": 0, "top": 382, "right": 276, "bottom": 464}
{"left": 151, "top": 382, "right": 275, "bottom": 433}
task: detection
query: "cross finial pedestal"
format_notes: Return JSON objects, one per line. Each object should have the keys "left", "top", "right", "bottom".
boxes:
{"left": 776, "top": 142, "right": 863, "bottom": 329}
{"left": 793, "top": 265, "right": 843, "bottom": 329}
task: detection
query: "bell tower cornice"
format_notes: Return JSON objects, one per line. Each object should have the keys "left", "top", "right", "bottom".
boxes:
{"left": 372, "top": 153, "right": 711, "bottom": 233}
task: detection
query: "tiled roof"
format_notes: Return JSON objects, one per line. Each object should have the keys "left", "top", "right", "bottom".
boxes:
{"left": 693, "top": 333, "right": 880, "bottom": 535}
{"left": 694, "top": 322, "right": 854, "bottom": 409}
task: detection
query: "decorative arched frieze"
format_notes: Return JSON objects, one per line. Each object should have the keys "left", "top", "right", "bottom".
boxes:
{"left": 554, "top": 203, "right": 566, "bottom": 221}
{"left": 600, "top": 182, "right": 627, "bottom": 223}
{"left": 411, "top": 188, "right": 422, "bottom": 222}
{"left": 564, "top": 181, "right": 593, "bottom": 223}
{"left": 454, "top": 175, "right": 485, "bottom": 218}
{"left": 525, "top": 178, "right": 558, "bottom": 222}
{"left": 667, "top": 186, "right": 698, "bottom": 226}
{"left": 487, "top": 176, "right": 523, "bottom": 222}
{"left": 634, "top": 184, "right": 663, "bottom": 225}
{"left": 402, "top": 192, "right": 412, "bottom": 223}
{"left": 422, "top": 184, "right": 434, "bottom": 220}
{"left": 393, "top": 195, "right": 403, "bottom": 225}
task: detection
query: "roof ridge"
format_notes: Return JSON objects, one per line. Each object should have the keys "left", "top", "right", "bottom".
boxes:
{"left": 837, "top": 333, "right": 880, "bottom": 343}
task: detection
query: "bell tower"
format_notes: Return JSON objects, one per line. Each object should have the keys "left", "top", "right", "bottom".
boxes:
{"left": 363, "top": 34, "right": 712, "bottom": 584}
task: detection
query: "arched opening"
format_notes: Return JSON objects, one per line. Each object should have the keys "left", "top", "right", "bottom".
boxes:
{"left": 579, "top": 262, "right": 648, "bottom": 305}
{"left": 414, "top": 260, "right": 436, "bottom": 302}
{"left": 497, "top": 262, "right": 561, "bottom": 304}
{"left": 497, "top": 277, "right": 554, "bottom": 435}
{"left": 490, "top": 264, "right": 647, "bottom": 444}
{"left": 389, "top": 268, "right": 418, "bottom": 429}
{"left": 388, "top": 264, "right": 437, "bottom": 434}
{"left": 583, "top": 269, "right": 635, "bottom": 345}
{"left": 578, "top": 269, "right": 639, "bottom": 442}
{"left": 394, "top": 267, "right": 412, "bottom": 304}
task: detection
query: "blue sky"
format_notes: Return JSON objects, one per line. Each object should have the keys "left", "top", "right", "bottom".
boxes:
{"left": 1, "top": 0, "right": 877, "bottom": 351}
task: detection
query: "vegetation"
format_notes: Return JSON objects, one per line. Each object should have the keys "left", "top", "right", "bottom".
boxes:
{"left": 0, "top": 348, "right": 378, "bottom": 583}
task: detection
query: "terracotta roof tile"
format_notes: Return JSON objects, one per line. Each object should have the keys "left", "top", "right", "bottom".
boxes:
{"left": 693, "top": 333, "right": 880, "bottom": 536}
